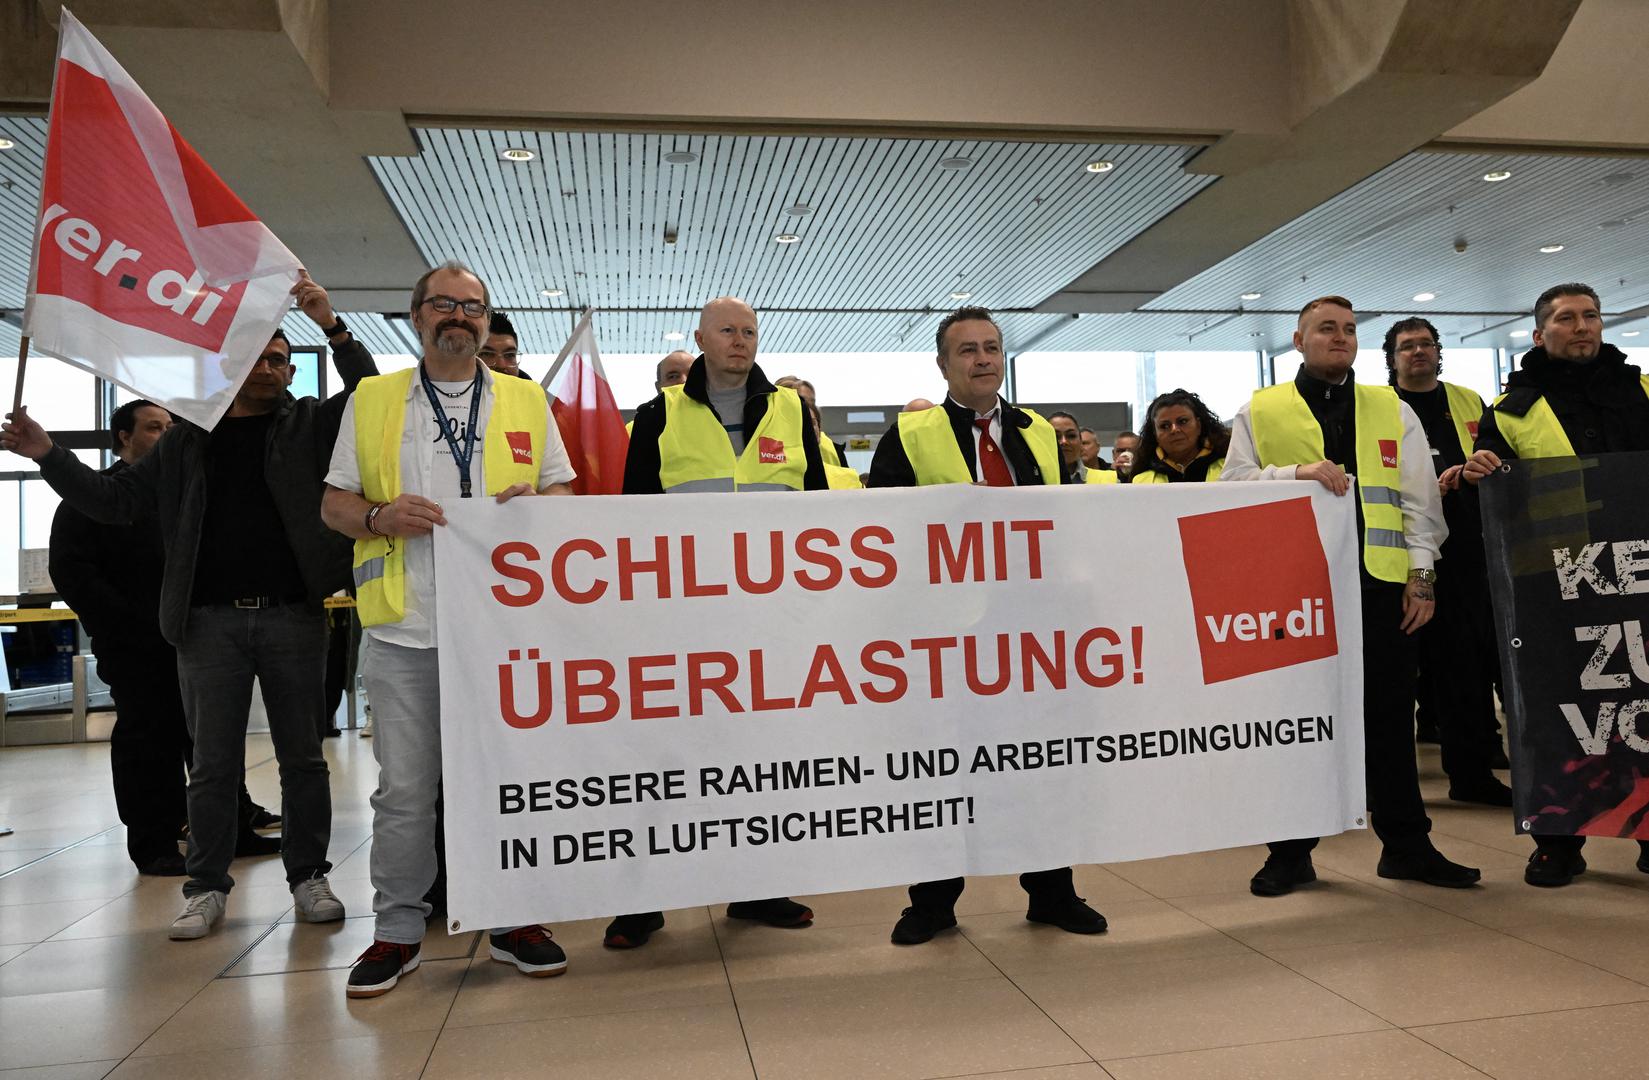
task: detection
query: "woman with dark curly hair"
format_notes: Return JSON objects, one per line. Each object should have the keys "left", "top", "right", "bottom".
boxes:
{"left": 1128, "top": 388, "right": 1230, "bottom": 483}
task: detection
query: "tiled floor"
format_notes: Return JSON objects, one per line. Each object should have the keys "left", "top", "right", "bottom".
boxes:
{"left": 1, "top": 736, "right": 1646, "bottom": 1079}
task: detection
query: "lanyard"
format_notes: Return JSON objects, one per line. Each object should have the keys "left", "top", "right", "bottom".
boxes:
{"left": 419, "top": 362, "right": 481, "bottom": 499}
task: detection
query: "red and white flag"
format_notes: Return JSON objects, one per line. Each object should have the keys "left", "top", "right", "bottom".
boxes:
{"left": 22, "top": 8, "right": 301, "bottom": 429}
{"left": 542, "top": 311, "right": 628, "bottom": 495}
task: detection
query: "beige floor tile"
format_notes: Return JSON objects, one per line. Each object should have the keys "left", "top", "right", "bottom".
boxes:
{"left": 130, "top": 961, "right": 467, "bottom": 1057}
{"left": 932, "top": 1067, "right": 1108, "bottom": 1080}
{"left": 1015, "top": 951, "right": 1387, "bottom": 1060}
{"left": 961, "top": 898, "right": 1249, "bottom": 975}
{"left": 0, "top": 899, "right": 110, "bottom": 945}
{"left": 0, "top": 848, "right": 56, "bottom": 874}
{"left": 1168, "top": 876, "right": 1482, "bottom": 951}
{"left": 50, "top": 881, "right": 294, "bottom": 940}
{"left": 424, "top": 1004, "right": 754, "bottom": 1080}
{"left": 1101, "top": 1029, "right": 1486, "bottom": 1080}
{"left": 1266, "top": 928, "right": 1649, "bottom": 1027}
{"left": 790, "top": 882, "right": 914, "bottom": 928}
{"left": 227, "top": 915, "right": 476, "bottom": 977}
{"left": 0, "top": 1062, "right": 121, "bottom": 1079}
{"left": 738, "top": 975, "right": 1087, "bottom": 1080}
{"left": 447, "top": 909, "right": 731, "bottom": 1026}
{"left": 720, "top": 915, "right": 997, "bottom": 1002}
{"left": 0, "top": 925, "right": 264, "bottom": 997}
{"left": 1502, "top": 913, "right": 1649, "bottom": 984}
{"left": 1411, "top": 1000, "right": 1649, "bottom": 1080}
{"left": 105, "top": 1031, "right": 437, "bottom": 1080}
{"left": 0, "top": 849, "right": 145, "bottom": 906}
{"left": 1348, "top": 861, "right": 1649, "bottom": 930}
{"left": 0, "top": 986, "right": 193, "bottom": 1070}
{"left": 1103, "top": 845, "right": 1277, "bottom": 898}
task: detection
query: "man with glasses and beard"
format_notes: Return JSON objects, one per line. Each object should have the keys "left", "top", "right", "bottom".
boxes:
{"left": 323, "top": 261, "right": 577, "bottom": 997}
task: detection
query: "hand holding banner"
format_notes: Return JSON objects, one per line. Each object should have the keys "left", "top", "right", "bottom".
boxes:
{"left": 432, "top": 482, "right": 1366, "bottom": 930}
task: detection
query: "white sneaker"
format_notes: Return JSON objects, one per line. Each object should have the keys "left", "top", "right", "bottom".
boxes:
{"left": 359, "top": 706, "right": 373, "bottom": 739}
{"left": 169, "top": 890, "right": 227, "bottom": 940}
{"left": 292, "top": 875, "right": 346, "bottom": 923}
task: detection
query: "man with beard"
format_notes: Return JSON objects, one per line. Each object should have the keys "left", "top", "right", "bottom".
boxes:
{"left": 3, "top": 272, "right": 367, "bottom": 939}
{"left": 1465, "top": 282, "right": 1649, "bottom": 886}
{"left": 323, "top": 261, "right": 577, "bottom": 996}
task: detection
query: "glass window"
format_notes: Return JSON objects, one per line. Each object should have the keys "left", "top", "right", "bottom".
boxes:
{"left": 1152, "top": 351, "right": 1260, "bottom": 422}
{"left": 0, "top": 355, "right": 98, "bottom": 431}
{"left": 1014, "top": 352, "right": 1137, "bottom": 411}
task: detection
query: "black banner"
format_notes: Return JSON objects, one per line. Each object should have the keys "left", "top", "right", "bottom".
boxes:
{"left": 1481, "top": 452, "right": 1649, "bottom": 838}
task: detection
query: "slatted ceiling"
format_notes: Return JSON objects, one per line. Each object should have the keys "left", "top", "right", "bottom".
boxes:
{"left": 366, "top": 129, "right": 1212, "bottom": 351}
{"left": 0, "top": 118, "right": 47, "bottom": 311}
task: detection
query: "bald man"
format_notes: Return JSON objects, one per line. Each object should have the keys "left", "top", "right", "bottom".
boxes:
{"left": 613, "top": 296, "right": 826, "bottom": 948}
{"left": 655, "top": 350, "right": 694, "bottom": 391}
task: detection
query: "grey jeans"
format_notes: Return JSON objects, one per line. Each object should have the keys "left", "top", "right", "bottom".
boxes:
{"left": 175, "top": 604, "right": 333, "bottom": 896}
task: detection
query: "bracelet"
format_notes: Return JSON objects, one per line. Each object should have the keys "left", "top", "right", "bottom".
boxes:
{"left": 364, "top": 502, "right": 386, "bottom": 536}
{"left": 1408, "top": 568, "right": 1437, "bottom": 584}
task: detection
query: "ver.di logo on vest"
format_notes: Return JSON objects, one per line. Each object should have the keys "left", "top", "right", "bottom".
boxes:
{"left": 1379, "top": 439, "right": 1399, "bottom": 469}
{"left": 757, "top": 436, "right": 787, "bottom": 464}
{"left": 1177, "top": 496, "right": 1339, "bottom": 684}
{"left": 505, "top": 431, "right": 534, "bottom": 465}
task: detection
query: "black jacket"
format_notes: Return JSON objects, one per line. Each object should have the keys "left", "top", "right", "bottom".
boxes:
{"left": 1475, "top": 343, "right": 1649, "bottom": 458}
{"left": 47, "top": 460, "right": 169, "bottom": 662}
{"left": 623, "top": 356, "right": 827, "bottom": 493}
{"left": 37, "top": 336, "right": 377, "bottom": 646}
{"left": 868, "top": 397, "right": 1063, "bottom": 488}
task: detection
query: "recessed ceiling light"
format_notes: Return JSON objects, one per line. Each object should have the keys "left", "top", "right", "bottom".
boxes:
{"left": 1482, "top": 170, "right": 1511, "bottom": 182}
{"left": 1623, "top": 331, "right": 1642, "bottom": 338}
{"left": 1510, "top": 330, "right": 1529, "bottom": 338}
{"left": 1601, "top": 172, "right": 1636, "bottom": 187}
{"left": 774, "top": 233, "right": 801, "bottom": 244}
{"left": 1600, "top": 219, "right": 1630, "bottom": 229}
{"left": 1084, "top": 160, "right": 1114, "bottom": 174}
{"left": 950, "top": 291, "right": 972, "bottom": 301}
{"left": 664, "top": 151, "right": 699, "bottom": 165}
{"left": 785, "top": 204, "right": 814, "bottom": 217}
{"left": 664, "top": 331, "right": 685, "bottom": 341}
{"left": 0, "top": 139, "right": 14, "bottom": 151}
{"left": 938, "top": 157, "right": 972, "bottom": 170}
{"left": 1539, "top": 243, "right": 1565, "bottom": 253}
{"left": 499, "top": 147, "right": 535, "bottom": 162}
{"left": 1240, "top": 291, "right": 1263, "bottom": 301}
{"left": 540, "top": 288, "right": 563, "bottom": 298}
{"left": 1413, "top": 292, "right": 1436, "bottom": 302}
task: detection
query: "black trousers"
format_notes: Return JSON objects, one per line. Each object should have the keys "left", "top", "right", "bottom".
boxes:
{"left": 1270, "top": 583, "right": 1432, "bottom": 861}
{"left": 1418, "top": 566, "right": 1502, "bottom": 783}
{"left": 909, "top": 866, "right": 1075, "bottom": 914}
{"left": 99, "top": 650, "right": 191, "bottom": 867}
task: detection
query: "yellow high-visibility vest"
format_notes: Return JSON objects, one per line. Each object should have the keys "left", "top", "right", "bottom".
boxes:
{"left": 1249, "top": 381, "right": 1408, "bottom": 582}
{"left": 1491, "top": 375, "right": 1649, "bottom": 457}
{"left": 350, "top": 368, "right": 547, "bottom": 626}
{"left": 825, "top": 464, "right": 863, "bottom": 489}
{"left": 1441, "top": 382, "right": 1485, "bottom": 457}
{"left": 819, "top": 434, "right": 843, "bottom": 467}
{"left": 1084, "top": 468, "right": 1119, "bottom": 484}
{"left": 656, "top": 384, "right": 809, "bottom": 492}
{"left": 898, "top": 405, "right": 1060, "bottom": 486}
{"left": 1130, "top": 458, "right": 1225, "bottom": 483}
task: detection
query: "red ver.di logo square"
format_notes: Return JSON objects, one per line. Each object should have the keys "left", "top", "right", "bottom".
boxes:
{"left": 1178, "top": 496, "right": 1338, "bottom": 684}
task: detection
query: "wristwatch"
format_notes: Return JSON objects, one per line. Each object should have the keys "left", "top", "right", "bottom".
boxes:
{"left": 1408, "top": 568, "right": 1437, "bottom": 584}
{"left": 321, "top": 315, "right": 348, "bottom": 338}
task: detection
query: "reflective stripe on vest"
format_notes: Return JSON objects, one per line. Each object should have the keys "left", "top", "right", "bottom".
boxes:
{"left": 1130, "top": 458, "right": 1225, "bottom": 483}
{"left": 350, "top": 368, "right": 548, "bottom": 627}
{"left": 1250, "top": 382, "right": 1408, "bottom": 582}
{"left": 897, "top": 406, "right": 1060, "bottom": 486}
{"left": 1442, "top": 381, "right": 1485, "bottom": 457}
{"left": 1492, "top": 375, "right": 1649, "bottom": 459}
{"left": 656, "top": 385, "right": 809, "bottom": 493}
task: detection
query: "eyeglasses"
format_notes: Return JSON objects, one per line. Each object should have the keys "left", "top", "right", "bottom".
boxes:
{"left": 255, "top": 352, "right": 291, "bottom": 369}
{"left": 479, "top": 347, "right": 519, "bottom": 361}
{"left": 420, "top": 295, "right": 489, "bottom": 318}
{"left": 1396, "top": 339, "right": 1439, "bottom": 353}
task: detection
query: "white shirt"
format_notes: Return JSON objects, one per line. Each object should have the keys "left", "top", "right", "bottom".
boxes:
{"left": 1222, "top": 386, "right": 1446, "bottom": 572}
{"left": 949, "top": 396, "right": 1013, "bottom": 486}
{"left": 326, "top": 364, "right": 577, "bottom": 648}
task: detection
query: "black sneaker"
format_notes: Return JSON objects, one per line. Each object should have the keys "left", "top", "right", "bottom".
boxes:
{"left": 1025, "top": 896, "right": 1107, "bottom": 934}
{"left": 603, "top": 911, "right": 666, "bottom": 949}
{"left": 1448, "top": 776, "right": 1514, "bottom": 807}
{"left": 1378, "top": 847, "right": 1481, "bottom": 888}
{"left": 1637, "top": 842, "right": 1649, "bottom": 875}
{"left": 489, "top": 926, "right": 568, "bottom": 976}
{"left": 1525, "top": 847, "right": 1585, "bottom": 887}
{"left": 890, "top": 906, "right": 957, "bottom": 945}
{"left": 248, "top": 806, "right": 282, "bottom": 831}
{"left": 347, "top": 940, "right": 420, "bottom": 998}
{"left": 234, "top": 830, "right": 282, "bottom": 857}
{"left": 135, "top": 852, "right": 188, "bottom": 876}
{"left": 1250, "top": 856, "right": 1316, "bottom": 896}
{"left": 725, "top": 897, "right": 814, "bottom": 927}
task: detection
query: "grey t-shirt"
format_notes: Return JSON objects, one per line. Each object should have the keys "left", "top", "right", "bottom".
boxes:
{"left": 708, "top": 384, "right": 748, "bottom": 453}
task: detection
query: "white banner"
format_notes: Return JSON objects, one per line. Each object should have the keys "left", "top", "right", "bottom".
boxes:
{"left": 434, "top": 482, "right": 1366, "bottom": 930}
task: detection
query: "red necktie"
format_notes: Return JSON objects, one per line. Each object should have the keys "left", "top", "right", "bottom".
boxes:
{"left": 974, "top": 418, "right": 1014, "bottom": 487}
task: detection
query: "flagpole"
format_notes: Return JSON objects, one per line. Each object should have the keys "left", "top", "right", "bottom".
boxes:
{"left": 11, "top": 335, "right": 28, "bottom": 415}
